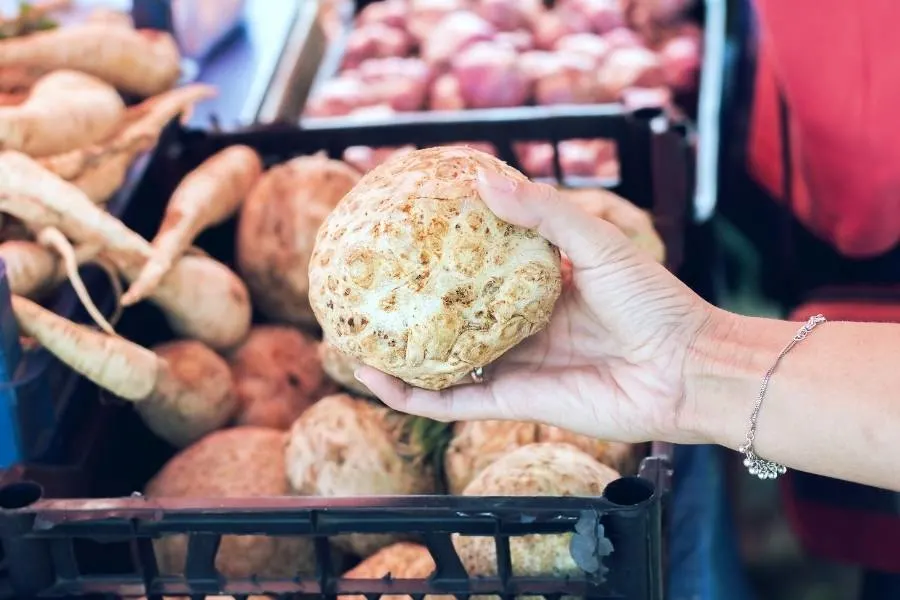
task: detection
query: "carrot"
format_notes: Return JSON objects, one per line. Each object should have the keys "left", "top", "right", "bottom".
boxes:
{"left": 122, "top": 145, "right": 263, "bottom": 306}
{"left": 38, "top": 84, "right": 217, "bottom": 204}
{"left": 11, "top": 295, "right": 237, "bottom": 447}
{"left": 0, "top": 70, "right": 125, "bottom": 157}
{"left": 0, "top": 22, "right": 182, "bottom": 97}
{"left": 0, "top": 151, "right": 252, "bottom": 351}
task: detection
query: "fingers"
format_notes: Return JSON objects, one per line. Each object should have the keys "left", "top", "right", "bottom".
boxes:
{"left": 355, "top": 365, "right": 504, "bottom": 422}
{"left": 477, "top": 168, "right": 633, "bottom": 270}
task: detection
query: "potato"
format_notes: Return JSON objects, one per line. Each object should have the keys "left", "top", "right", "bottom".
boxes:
{"left": 285, "top": 394, "right": 440, "bottom": 557}
{"left": 445, "top": 420, "right": 634, "bottom": 494}
{"left": 145, "top": 427, "right": 316, "bottom": 578}
{"left": 236, "top": 154, "right": 361, "bottom": 327}
{"left": 229, "top": 326, "right": 337, "bottom": 429}
{"left": 454, "top": 443, "right": 621, "bottom": 579}
{"left": 308, "top": 146, "right": 562, "bottom": 391}
{"left": 556, "top": 187, "right": 665, "bottom": 263}
{"left": 318, "top": 340, "right": 376, "bottom": 398}
{"left": 341, "top": 542, "right": 453, "bottom": 600}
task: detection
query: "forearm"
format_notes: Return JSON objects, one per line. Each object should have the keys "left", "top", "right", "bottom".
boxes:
{"left": 684, "top": 309, "right": 900, "bottom": 491}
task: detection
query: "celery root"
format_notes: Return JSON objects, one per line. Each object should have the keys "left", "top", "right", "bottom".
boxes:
{"left": 0, "top": 70, "right": 125, "bottom": 157}
{"left": 0, "top": 151, "right": 252, "bottom": 350}
{"left": 12, "top": 295, "right": 237, "bottom": 447}
{"left": 0, "top": 23, "right": 182, "bottom": 96}
{"left": 39, "top": 84, "right": 217, "bottom": 204}
{"left": 123, "top": 144, "right": 263, "bottom": 305}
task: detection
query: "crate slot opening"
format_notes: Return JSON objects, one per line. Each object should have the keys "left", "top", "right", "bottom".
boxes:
{"left": 0, "top": 482, "right": 42, "bottom": 510}
{"left": 602, "top": 476, "right": 653, "bottom": 507}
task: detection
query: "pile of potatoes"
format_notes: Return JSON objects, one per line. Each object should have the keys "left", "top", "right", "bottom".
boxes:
{"left": 5, "top": 134, "right": 666, "bottom": 594}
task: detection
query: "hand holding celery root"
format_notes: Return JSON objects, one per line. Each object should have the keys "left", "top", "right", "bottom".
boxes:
{"left": 39, "top": 84, "right": 217, "bottom": 204}
{"left": 0, "top": 151, "right": 252, "bottom": 351}
{"left": 0, "top": 70, "right": 125, "bottom": 157}
{"left": 11, "top": 296, "right": 237, "bottom": 448}
{"left": 0, "top": 22, "right": 182, "bottom": 97}
{"left": 123, "top": 145, "right": 263, "bottom": 305}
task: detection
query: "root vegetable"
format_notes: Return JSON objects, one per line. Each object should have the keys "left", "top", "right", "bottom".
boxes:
{"left": 122, "top": 145, "right": 263, "bottom": 305}
{"left": 0, "top": 240, "right": 63, "bottom": 299}
{"left": 445, "top": 420, "right": 634, "bottom": 494}
{"left": 358, "top": 0, "right": 409, "bottom": 29}
{"left": 554, "top": 33, "right": 612, "bottom": 67}
{"left": 39, "top": 84, "right": 217, "bottom": 204}
{"left": 343, "top": 542, "right": 451, "bottom": 600}
{"left": 236, "top": 153, "right": 360, "bottom": 328}
{"left": 0, "top": 65, "right": 46, "bottom": 94}
{"left": 304, "top": 76, "right": 378, "bottom": 118}
{"left": 0, "top": 150, "right": 252, "bottom": 351}
{"left": 559, "top": 139, "right": 616, "bottom": 175}
{"left": 0, "top": 23, "right": 182, "bottom": 96}
{"left": 146, "top": 426, "right": 317, "bottom": 577}
{"left": 602, "top": 26, "right": 644, "bottom": 49}
{"left": 229, "top": 326, "right": 336, "bottom": 430}
{"left": 451, "top": 42, "right": 530, "bottom": 109}
{"left": 533, "top": 53, "right": 598, "bottom": 105}
{"left": 559, "top": 0, "right": 625, "bottom": 34}
{"left": 12, "top": 296, "right": 237, "bottom": 447}
{"left": 557, "top": 187, "right": 665, "bottom": 262}
{"left": 428, "top": 73, "right": 466, "bottom": 111}
{"left": 0, "top": 70, "right": 125, "bottom": 157}
{"left": 658, "top": 30, "right": 702, "bottom": 93}
{"left": 407, "top": 0, "right": 471, "bottom": 42}
{"left": 343, "top": 145, "right": 416, "bottom": 174}
{"left": 454, "top": 443, "right": 621, "bottom": 577}
{"left": 596, "top": 46, "right": 666, "bottom": 101}
{"left": 357, "top": 57, "right": 432, "bottom": 112}
{"left": 342, "top": 23, "right": 414, "bottom": 70}
{"left": 531, "top": 11, "right": 590, "bottom": 50}
{"left": 308, "top": 146, "right": 561, "bottom": 391}
{"left": 476, "top": 0, "right": 541, "bottom": 32}
{"left": 285, "top": 394, "right": 441, "bottom": 557}
{"left": 421, "top": 11, "right": 495, "bottom": 66}
{"left": 620, "top": 85, "right": 672, "bottom": 111}
{"left": 494, "top": 29, "right": 534, "bottom": 52}
{"left": 318, "top": 339, "right": 375, "bottom": 398}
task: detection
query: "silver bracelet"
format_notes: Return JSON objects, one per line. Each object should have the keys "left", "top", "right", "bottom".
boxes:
{"left": 739, "top": 314, "right": 827, "bottom": 480}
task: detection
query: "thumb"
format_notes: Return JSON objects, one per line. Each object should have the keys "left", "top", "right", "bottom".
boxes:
{"left": 477, "top": 168, "right": 632, "bottom": 270}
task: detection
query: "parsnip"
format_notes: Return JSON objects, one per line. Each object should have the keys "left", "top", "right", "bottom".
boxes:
{"left": 0, "top": 23, "right": 182, "bottom": 96}
{"left": 12, "top": 295, "right": 237, "bottom": 447}
{"left": 0, "top": 65, "right": 46, "bottom": 94}
{"left": 122, "top": 145, "right": 263, "bottom": 305}
{"left": 0, "top": 151, "right": 252, "bottom": 351}
{"left": 39, "top": 84, "right": 217, "bottom": 204}
{"left": 0, "top": 239, "right": 59, "bottom": 298}
{"left": 0, "top": 70, "right": 125, "bottom": 157}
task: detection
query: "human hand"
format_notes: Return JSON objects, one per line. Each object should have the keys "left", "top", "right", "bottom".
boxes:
{"left": 356, "top": 169, "right": 716, "bottom": 444}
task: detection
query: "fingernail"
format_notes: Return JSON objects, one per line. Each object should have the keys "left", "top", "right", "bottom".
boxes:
{"left": 477, "top": 168, "right": 517, "bottom": 194}
{"left": 353, "top": 368, "right": 364, "bottom": 382}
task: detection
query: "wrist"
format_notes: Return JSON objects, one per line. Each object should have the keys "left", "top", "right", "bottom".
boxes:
{"left": 679, "top": 308, "right": 795, "bottom": 449}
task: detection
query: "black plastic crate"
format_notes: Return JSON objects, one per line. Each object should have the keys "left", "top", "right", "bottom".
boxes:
{"left": 1, "top": 105, "right": 688, "bottom": 599}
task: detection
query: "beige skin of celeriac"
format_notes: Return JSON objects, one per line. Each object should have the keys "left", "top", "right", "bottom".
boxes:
{"left": 308, "top": 146, "right": 562, "bottom": 391}
{"left": 0, "top": 70, "right": 126, "bottom": 157}
{"left": 123, "top": 144, "right": 263, "bottom": 305}
{"left": 444, "top": 420, "right": 636, "bottom": 494}
{"left": 285, "top": 393, "right": 437, "bottom": 557}
{"left": 342, "top": 542, "right": 454, "bottom": 600}
{"left": 0, "top": 23, "right": 182, "bottom": 97}
{"left": 236, "top": 153, "right": 361, "bottom": 328}
{"left": 145, "top": 426, "right": 317, "bottom": 578}
{"left": 229, "top": 325, "right": 337, "bottom": 430}
{"left": 11, "top": 296, "right": 237, "bottom": 448}
{"left": 38, "top": 84, "right": 218, "bottom": 204}
{"left": 317, "top": 339, "right": 376, "bottom": 398}
{"left": 0, "top": 150, "right": 252, "bottom": 351}
{"left": 454, "top": 443, "right": 621, "bottom": 583}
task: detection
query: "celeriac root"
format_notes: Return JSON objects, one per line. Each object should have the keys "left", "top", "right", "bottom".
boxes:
{"left": 0, "top": 22, "right": 182, "bottom": 96}
{"left": 38, "top": 84, "right": 217, "bottom": 204}
{"left": 0, "top": 151, "right": 252, "bottom": 350}
{"left": 0, "top": 70, "right": 126, "bottom": 157}
{"left": 123, "top": 145, "right": 263, "bottom": 305}
{"left": 12, "top": 295, "right": 237, "bottom": 447}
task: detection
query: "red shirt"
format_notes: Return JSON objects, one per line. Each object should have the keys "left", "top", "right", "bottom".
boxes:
{"left": 747, "top": 0, "right": 900, "bottom": 258}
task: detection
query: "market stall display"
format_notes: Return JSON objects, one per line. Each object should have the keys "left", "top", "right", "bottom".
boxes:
{"left": 305, "top": 0, "right": 703, "bottom": 181}
{"left": 0, "top": 105, "right": 685, "bottom": 599}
